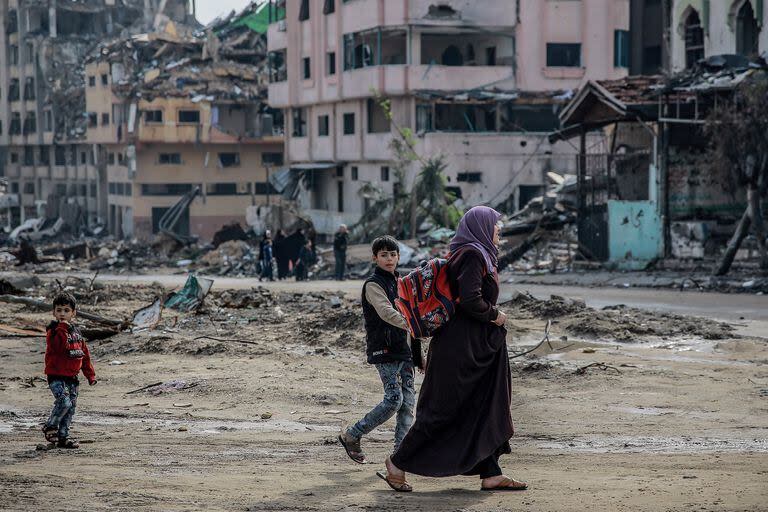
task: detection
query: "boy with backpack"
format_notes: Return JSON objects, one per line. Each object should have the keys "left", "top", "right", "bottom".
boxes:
{"left": 338, "top": 235, "right": 423, "bottom": 464}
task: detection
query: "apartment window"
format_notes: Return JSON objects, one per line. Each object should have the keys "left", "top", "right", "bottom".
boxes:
{"left": 55, "top": 146, "right": 66, "bottom": 165}
{"left": 145, "top": 110, "right": 163, "bottom": 123}
{"left": 24, "top": 78, "right": 35, "bottom": 100}
{"left": 141, "top": 183, "right": 194, "bottom": 196}
{"left": 327, "top": 52, "right": 336, "bottom": 76}
{"left": 125, "top": 183, "right": 132, "bottom": 196}
{"left": 23, "top": 147, "right": 34, "bottom": 166}
{"left": 367, "top": 99, "right": 390, "bottom": 133}
{"left": 303, "top": 57, "right": 311, "bottom": 79}
{"left": 547, "top": 43, "right": 581, "bottom": 67}
{"left": 736, "top": 1, "right": 759, "bottom": 57}
{"left": 416, "top": 104, "right": 434, "bottom": 132}
{"left": 80, "top": 184, "right": 87, "bottom": 196}
{"left": 10, "top": 182, "right": 19, "bottom": 193}
{"left": 101, "top": 113, "right": 110, "bottom": 126}
{"left": 10, "top": 112, "right": 21, "bottom": 135}
{"left": 218, "top": 152, "right": 240, "bottom": 168}
{"left": 109, "top": 183, "right": 117, "bottom": 195}
{"left": 292, "top": 108, "right": 307, "bottom": 137}
{"left": 68, "top": 145, "right": 77, "bottom": 165}
{"left": 178, "top": 110, "right": 200, "bottom": 123}
{"left": 118, "top": 153, "right": 125, "bottom": 165}
{"left": 7, "top": 10, "right": 18, "bottom": 34}
{"left": 457, "top": 172, "right": 482, "bottom": 183}
{"left": 9, "top": 79, "right": 20, "bottom": 102}
{"left": 336, "top": 166, "right": 344, "bottom": 178}
{"left": 262, "top": 152, "right": 284, "bottom": 166}
{"left": 44, "top": 110, "right": 53, "bottom": 132}
{"left": 269, "top": 50, "right": 287, "bottom": 82}
{"left": 380, "top": 166, "right": 390, "bottom": 181}
{"left": 206, "top": 183, "right": 249, "bottom": 196}
{"left": 684, "top": 10, "right": 704, "bottom": 69}
{"left": 323, "top": 0, "right": 335, "bottom": 14}
{"left": 268, "top": 0, "right": 286, "bottom": 23}
{"left": 88, "top": 76, "right": 96, "bottom": 87}
{"left": 24, "top": 182, "right": 35, "bottom": 195}
{"left": 254, "top": 182, "right": 279, "bottom": 195}
{"left": 10, "top": 153, "right": 19, "bottom": 164}
{"left": 108, "top": 153, "right": 115, "bottom": 165}
{"left": 23, "top": 112, "right": 36, "bottom": 134}
{"left": 81, "top": 152, "right": 87, "bottom": 165}
{"left": 343, "top": 113, "right": 355, "bottom": 135}
{"left": 39, "top": 147, "right": 49, "bottom": 165}
{"left": 25, "top": 43, "right": 34, "bottom": 64}
{"left": 112, "top": 104, "right": 126, "bottom": 124}
{"left": 614, "top": 30, "right": 630, "bottom": 68}
{"left": 158, "top": 153, "right": 182, "bottom": 165}
{"left": 9, "top": 45, "right": 18, "bottom": 65}
{"left": 351, "top": 166, "right": 358, "bottom": 181}
{"left": 56, "top": 184, "right": 67, "bottom": 196}
{"left": 318, "top": 115, "right": 330, "bottom": 136}
{"left": 485, "top": 46, "right": 497, "bottom": 66}
{"left": 101, "top": 74, "right": 108, "bottom": 86}
{"left": 88, "top": 113, "right": 98, "bottom": 127}
{"left": 299, "top": 0, "right": 310, "bottom": 21}
{"left": 116, "top": 183, "right": 125, "bottom": 195}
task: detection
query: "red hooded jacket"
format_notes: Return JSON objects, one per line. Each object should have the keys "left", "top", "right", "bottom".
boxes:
{"left": 45, "top": 321, "right": 96, "bottom": 383}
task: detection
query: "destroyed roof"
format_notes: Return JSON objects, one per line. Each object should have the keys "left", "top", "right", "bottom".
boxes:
{"left": 413, "top": 88, "right": 575, "bottom": 104}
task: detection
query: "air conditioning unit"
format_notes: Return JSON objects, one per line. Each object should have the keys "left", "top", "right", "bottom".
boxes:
{"left": 277, "top": 20, "right": 286, "bottom": 32}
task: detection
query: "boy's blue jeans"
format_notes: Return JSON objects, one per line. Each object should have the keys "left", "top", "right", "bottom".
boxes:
{"left": 347, "top": 361, "right": 416, "bottom": 450}
{"left": 45, "top": 379, "right": 79, "bottom": 439}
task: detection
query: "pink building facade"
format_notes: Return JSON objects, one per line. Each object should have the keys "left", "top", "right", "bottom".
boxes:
{"left": 267, "top": 0, "right": 629, "bottom": 231}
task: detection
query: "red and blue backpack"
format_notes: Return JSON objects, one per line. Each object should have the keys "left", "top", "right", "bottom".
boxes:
{"left": 395, "top": 257, "right": 456, "bottom": 339}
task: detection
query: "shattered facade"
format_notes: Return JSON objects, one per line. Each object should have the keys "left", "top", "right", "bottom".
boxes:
{"left": 267, "top": 0, "right": 630, "bottom": 232}
{"left": 0, "top": 0, "right": 195, "bottom": 232}
{"left": 84, "top": 4, "right": 284, "bottom": 242}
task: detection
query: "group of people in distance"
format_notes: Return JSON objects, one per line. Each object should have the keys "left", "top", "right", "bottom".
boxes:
{"left": 41, "top": 206, "right": 526, "bottom": 493}
{"left": 257, "top": 224, "right": 350, "bottom": 282}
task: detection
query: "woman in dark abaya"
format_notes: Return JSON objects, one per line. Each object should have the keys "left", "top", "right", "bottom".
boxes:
{"left": 377, "top": 206, "right": 527, "bottom": 493}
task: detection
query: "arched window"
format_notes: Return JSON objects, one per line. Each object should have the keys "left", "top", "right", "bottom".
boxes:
{"left": 736, "top": 1, "right": 759, "bottom": 57}
{"left": 684, "top": 10, "right": 705, "bottom": 69}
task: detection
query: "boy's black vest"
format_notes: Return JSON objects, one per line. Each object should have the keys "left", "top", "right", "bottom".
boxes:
{"left": 362, "top": 267, "right": 411, "bottom": 364}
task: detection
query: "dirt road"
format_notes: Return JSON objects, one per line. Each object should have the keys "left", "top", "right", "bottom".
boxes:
{"left": 0, "top": 277, "right": 766, "bottom": 511}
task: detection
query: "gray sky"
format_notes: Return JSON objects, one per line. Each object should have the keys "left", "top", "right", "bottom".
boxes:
{"left": 195, "top": 0, "right": 253, "bottom": 25}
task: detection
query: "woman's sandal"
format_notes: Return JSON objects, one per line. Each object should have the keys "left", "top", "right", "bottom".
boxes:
{"left": 42, "top": 426, "right": 58, "bottom": 443}
{"left": 56, "top": 438, "right": 80, "bottom": 449}
{"left": 481, "top": 477, "right": 528, "bottom": 491}
{"left": 376, "top": 471, "right": 413, "bottom": 492}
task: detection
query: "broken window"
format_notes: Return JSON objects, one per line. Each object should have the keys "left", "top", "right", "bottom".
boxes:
{"left": 318, "top": 115, "right": 330, "bottom": 136}
{"left": 101, "top": 74, "right": 109, "bottom": 86}
{"left": 684, "top": 10, "right": 704, "bottom": 69}
{"left": 55, "top": 146, "right": 66, "bottom": 166}
{"left": 343, "top": 112, "right": 355, "bottom": 135}
{"left": 344, "top": 29, "right": 407, "bottom": 70}
{"left": 88, "top": 76, "right": 96, "bottom": 87}
{"left": 9, "top": 79, "right": 20, "bottom": 102}
{"left": 367, "top": 99, "right": 390, "bottom": 133}
{"left": 381, "top": 166, "right": 390, "bottom": 181}
{"left": 268, "top": 0, "right": 286, "bottom": 23}
{"left": 145, "top": 110, "right": 163, "bottom": 123}
{"left": 614, "top": 30, "right": 630, "bottom": 68}
{"left": 44, "top": 111, "right": 52, "bottom": 132}
{"left": 142, "top": 184, "right": 194, "bottom": 196}
{"left": 39, "top": 147, "right": 49, "bottom": 166}
{"left": 736, "top": 1, "right": 759, "bottom": 57}
{"left": 303, "top": 57, "right": 311, "bottom": 79}
{"left": 254, "top": 182, "right": 279, "bottom": 195}
{"left": 269, "top": 50, "right": 287, "bottom": 82}
{"left": 112, "top": 104, "right": 126, "bottom": 124}
{"left": 500, "top": 104, "right": 560, "bottom": 132}
{"left": 23, "top": 112, "right": 36, "bottom": 134}
{"left": 9, "top": 45, "right": 18, "bottom": 66}
{"left": 102, "top": 113, "right": 110, "bottom": 126}
{"left": 292, "top": 108, "right": 307, "bottom": 137}
{"left": 327, "top": 52, "right": 336, "bottom": 75}
{"left": 10, "top": 113, "right": 21, "bottom": 135}
{"left": 57, "top": 10, "right": 105, "bottom": 37}
{"left": 206, "top": 183, "right": 243, "bottom": 196}
{"left": 88, "top": 113, "right": 98, "bottom": 128}
{"left": 24, "top": 78, "right": 35, "bottom": 101}
{"left": 435, "top": 103, "right": 497, "bottom": 132}
{"left": 416, "top": 104, "right": 434, "bottom": 132}
{"left": 457, "top": 172, "right": 482, "bottom": 183}
{"left": 421, "top": 34, "right": 505, "bottom": 66}
{"left": 178, "top": 110, "right": 200, "bottom": 124}
{"left": 262, "top": 152, "right": 284, "bottom": 166}
{"left": 546, "top": 43, "right": 581, "bottom": 67}
{"left": 25, "top": 43, "right": 34, "bottom": 64}
{"left": 324, "top": 0, "right": 335, "bottom": 15}
{"left": 23, "top": 147, "right": 34, "bottom": 166}
{"left": 299, "top": 0, "right": 310, "bottom": 21}
{"left": 218, "top": 153, "right": 241, "bottom": 168}
{"left": 158, "top": 153, "right": 182, "bottom": 165}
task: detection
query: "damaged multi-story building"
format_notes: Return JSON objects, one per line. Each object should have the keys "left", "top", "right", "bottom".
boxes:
{"left": 84, "top": 8, "right": 283, "bottom": 242}
{"left": 266, "top": 0, "right": 631, "bottom": 232}
{"left": 0, "top": 0, "right": 195, "bottom": 231}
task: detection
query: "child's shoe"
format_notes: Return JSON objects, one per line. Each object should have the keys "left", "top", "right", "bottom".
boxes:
{"left": 338, "top": 431, "right": 367, "bottom": 464}
{"left": 42, "top": 425, "right": 59, "bottom": 443}
{"left": 56, "top": 438, "right": 80, "bottom": 449}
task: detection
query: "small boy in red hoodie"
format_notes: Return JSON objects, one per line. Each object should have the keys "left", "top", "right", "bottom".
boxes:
{"left": 42, "top": 292, "right": 97, "bottom": 448}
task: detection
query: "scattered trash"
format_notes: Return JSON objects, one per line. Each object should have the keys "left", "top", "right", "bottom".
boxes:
{"left": 131, "top": 299, "right": 164, "bottom": 332}
{"left": 108, "top": 360, "right": 126, "bottom": 366}
{"left": 260, "top": 412, "right": 272, "bottom": 419}
{"left": 173, "top": 403, "right": 193, "bottom": 408}
{"left": 164, "top": 275, "right": 214, "bottom": 312}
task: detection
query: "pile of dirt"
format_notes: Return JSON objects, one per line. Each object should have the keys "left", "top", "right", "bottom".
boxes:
{"left": 504, "top": 293, "right": 736, "bottom": 341}
{"left": 199, "top": 240, "right": 254, "bottom": 267}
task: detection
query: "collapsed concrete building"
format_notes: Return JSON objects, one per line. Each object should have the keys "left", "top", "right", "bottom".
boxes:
{"left": 265, "top": 0, "right": 631, "bottom": 234}
{"left": 0, "top": 0, "right": 196, "bottom": 232}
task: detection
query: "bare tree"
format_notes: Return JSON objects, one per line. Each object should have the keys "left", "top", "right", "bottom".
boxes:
{"left": 705, "top": 81, "right": 768, "bottom": 275}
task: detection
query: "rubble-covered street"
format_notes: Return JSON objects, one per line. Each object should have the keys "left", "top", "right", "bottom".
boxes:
{"left": 0, "top": 274, "right": 766, "bottom": 511}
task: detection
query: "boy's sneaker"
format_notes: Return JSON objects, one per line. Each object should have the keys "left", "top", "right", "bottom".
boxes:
{"left": 338, "top": 431, "right": 367, "bottom": 464}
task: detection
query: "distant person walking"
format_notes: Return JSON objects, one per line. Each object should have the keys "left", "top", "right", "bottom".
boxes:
{"left": 333, "top": 224, "right": 349, "bottom": 281}
{"left": 259, "top": 231, "right": 274, "bottom": 281}
{"left": 273, "top": 230, "right": 290, "bottom": 280}
{"left": 377, "top": 206, "right": 527, "bottom": 493}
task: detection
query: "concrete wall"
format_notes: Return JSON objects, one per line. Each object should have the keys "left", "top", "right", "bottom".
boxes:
{"left": 608, "top": 200, "right": 663, "bottom": 267}
{"left": 671, "top": 0, "right": 768, "bottom": 71}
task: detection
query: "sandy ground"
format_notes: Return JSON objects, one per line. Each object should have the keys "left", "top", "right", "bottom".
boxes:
{"left": 1, "top": 276, "right": 767, "bottom": 512}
